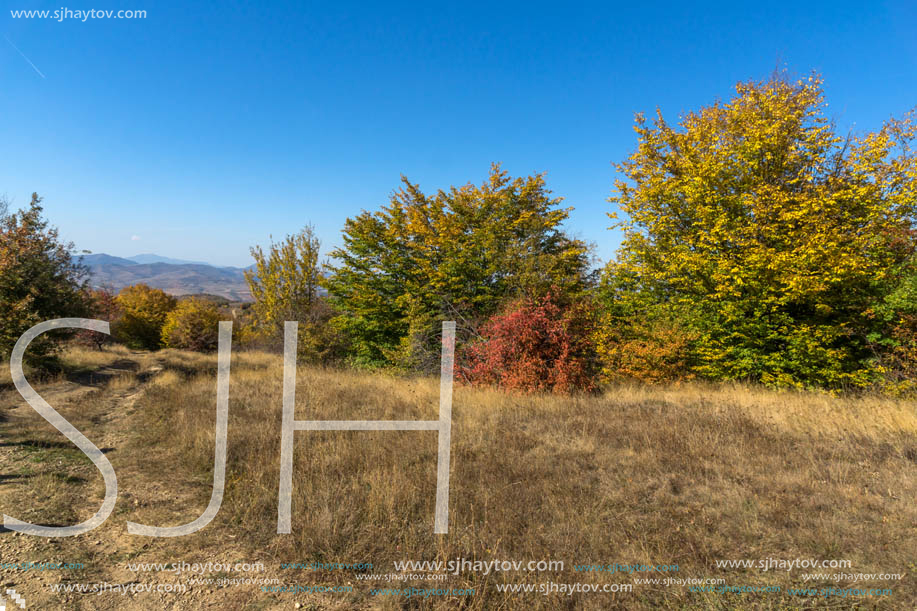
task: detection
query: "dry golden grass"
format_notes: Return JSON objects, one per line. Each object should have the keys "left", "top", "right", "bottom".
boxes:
{"left": 2, "top": 342, "right": 913, "bottom": 608}
{"left": 0, "top": 343, "right": 135, "bottom": 387}
{"left": 61, "top": 343, "right": 135, "bottom": 369}
{"left": 617, "top": 382, "right": 917, "bottom": 437}
{"left": 115, "top": 349, "right": 917, "bottom": 610}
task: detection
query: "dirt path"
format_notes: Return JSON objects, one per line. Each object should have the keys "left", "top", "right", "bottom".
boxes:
{"left": 0, "top": 351, "right": 367, "bottom": 610}
{"left": 0, "top": 353, "right": 220, "bottom": 610}
{"left": 0, "top": 353, "right": 162, "bottom": 608}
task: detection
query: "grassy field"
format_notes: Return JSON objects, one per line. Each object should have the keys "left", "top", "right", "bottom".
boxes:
{"left": 1, "top": 345, "right": 915, "bottom": 609}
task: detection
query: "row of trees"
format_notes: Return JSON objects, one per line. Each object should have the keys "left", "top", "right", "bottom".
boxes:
{"left": 249, "top": 72, "right": 916, "bottom": 392}
{"left": 0, "top": 195, "right": 228, "bottom": 361}
{"left": 3, "top": 72, "right": 916, "bottom": 393}
{"left": 108, "top": 285, "right": 224, "bottom": 352}
{"left": 0, "top": 197, "right": 235, "bottom": 358}
{"left": 240, "top": 169, "right": 599, "bottom": 391}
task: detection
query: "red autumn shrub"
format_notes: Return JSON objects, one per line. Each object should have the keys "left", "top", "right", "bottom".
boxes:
{"left": 459, "top": 292, "right": 599, "bottom": 393}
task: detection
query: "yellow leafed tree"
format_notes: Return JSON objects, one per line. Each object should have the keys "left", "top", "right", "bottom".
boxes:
{"left": 601, "top": 72, "right": 917, "bottom": 388}
{"left": 244, "top": 225, "right": 322, "bottom": 335}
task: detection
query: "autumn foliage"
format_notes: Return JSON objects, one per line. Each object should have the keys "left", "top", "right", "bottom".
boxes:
{"left": 0, "top": 195, "right": 88, "bottom": 364}
{"left": 326, "top": 165, "right": 592, "bottom": 370}
{"left": 75, "top": 288, "right": 121, "bottom": 350}
{"left": 460, "top": 292, "right": 598, "bottom": 393}
{"left": 6, "top": 72, "right": 917, "bottom": 395}
{"left": 161, "top": 297, "right": 225, "bottom": 352}
{"left": 594, "top": 314, "right": 696, "bottom": 385}
{"left": 114, "top": 284, "right": 177, "bottom": 350}
{"left": 604, "top": 73, "right": 917, "bottom": 389}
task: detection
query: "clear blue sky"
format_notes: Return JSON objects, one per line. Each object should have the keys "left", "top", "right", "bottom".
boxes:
{"left": 2, "top": 1, "right": 915, "bottom": 267}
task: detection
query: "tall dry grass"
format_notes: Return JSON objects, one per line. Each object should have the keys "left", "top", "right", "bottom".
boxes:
{"left": 121, "top": 349, "right": 917, "bottom": 609}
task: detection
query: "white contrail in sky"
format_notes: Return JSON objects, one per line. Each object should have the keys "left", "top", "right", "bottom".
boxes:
{"left": 4, "top": 34, "right": 46, "bottom": 78}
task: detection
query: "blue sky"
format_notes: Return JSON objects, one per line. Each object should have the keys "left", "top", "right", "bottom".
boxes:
{"left": 1, "top": 1, "right": 915, "bottom": 267}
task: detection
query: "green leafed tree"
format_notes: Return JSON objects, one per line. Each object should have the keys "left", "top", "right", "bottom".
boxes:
{"left": 602, "top": 72, "right": 917, "bottom": 388}
{"left": 325, "top": 164, "right": 594, "bottom": 369}
{"left": 0, "top": 194, "right": 89, "bottom": 365}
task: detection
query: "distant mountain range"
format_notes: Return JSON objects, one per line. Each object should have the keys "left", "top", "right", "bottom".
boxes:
{"left": 125, "top": 253, "right": 216, "bottom": 266}
{"left": 79, "top": 253, "right": 254, "bottom": 302}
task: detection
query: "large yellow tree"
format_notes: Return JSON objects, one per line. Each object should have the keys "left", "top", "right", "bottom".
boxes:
{"left": 114, "top": 284, "right": 176, "bottom": 350}
{"left": 603, "top": 73, "right": 917, "bottom": 388}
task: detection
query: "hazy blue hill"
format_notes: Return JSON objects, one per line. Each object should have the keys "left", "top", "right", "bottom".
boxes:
{"left": 127, "top": 253, "right": 212, "bottom": 266}
{"left": 79, "top": 254, "right": 138, "bottom": 267}
{"left": 83, "top": 253, "right": 253, "bottom": 302}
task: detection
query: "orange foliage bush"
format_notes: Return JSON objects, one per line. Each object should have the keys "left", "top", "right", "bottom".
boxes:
{"left": 594, "top": 316, "right": 696, "bottom": 384}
